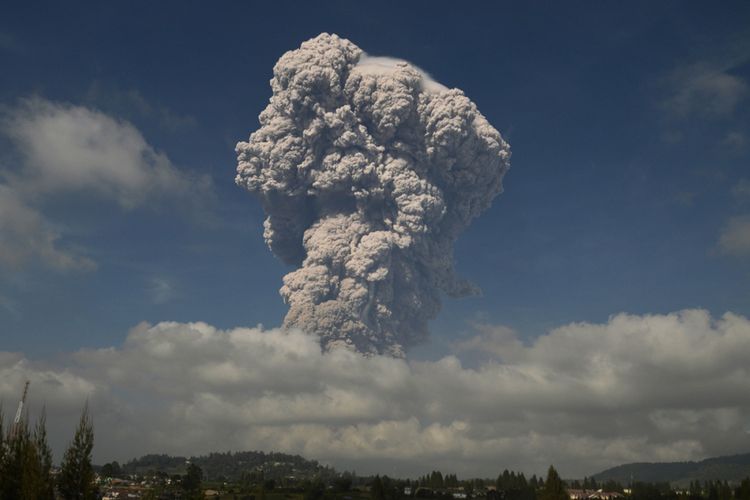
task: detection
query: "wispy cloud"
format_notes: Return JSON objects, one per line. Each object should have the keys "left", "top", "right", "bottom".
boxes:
{"left": 148, "top": 277, "right": 178, "bottom": 304}
{"left": 663, "top": 62, "right": 748, "bottom": 119}
{"left": 722, "top": 131, "right": 747, "bottom": 152}
{"left": 732, "top": 179, "right": 750, "bottom": 203}
{"left": 0, "top": 293, "right": 21, "bottom": 318}
{"left": 0, "top": 185, "right": 96, "bottom": 272}
{"left": 718, "top": 215, "right": 750, "bottom": 257}
{"left": 452, "top": 323, "right": 526, "bottom": 361}
{"left": 84, "top": 82, "right": 198, "bottom": 133}
{"left": 0, "top": 31, "right": 24, "bottom": 55}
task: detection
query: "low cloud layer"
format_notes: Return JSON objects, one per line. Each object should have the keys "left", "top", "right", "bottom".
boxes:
{"left": 0, "top": 97, "right": 211, "bottom": 271}
{"left": 2, "top": 309, "right": 749, "bottom": 478}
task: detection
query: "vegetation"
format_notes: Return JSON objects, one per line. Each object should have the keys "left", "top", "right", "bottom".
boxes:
{"left": 495, "top": 468, "right": 539, "bottom": 499}
{"left": 121, "top": 449, "right": 337, "bottom": 482}
{"left": 0, "top": 403, "right": 96, "bottom": 500}
{"left": 539, "top": 466, "right": 567, "bottom": 500}
{"left": 0, "top": 406, "right": 55, "bottom": 500}
{"left": 57, "top": 404, "right": 96, "bottom": 500}
{"left": 5, "top": 404, "right": 750, "bottom": 500}
{"left": 594, "top": 453, "right": 750, "bottom": 486}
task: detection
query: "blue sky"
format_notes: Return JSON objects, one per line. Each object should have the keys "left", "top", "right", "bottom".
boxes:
{"left": 1, "top": 1, "right": 750, "bottom": 476}
{"left": 2, "top": 1, "right": 748, "bottom": 356}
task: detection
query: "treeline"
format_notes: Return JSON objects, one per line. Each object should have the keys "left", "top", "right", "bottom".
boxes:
{"left": 116, "top": 449, "right": 336, "bottom": 482}
{"left": 569, "top": 476, "right": 624, "bottom": 492}
{"left": 375, "top": 468, "right": 750, "bottom": 500}
{"left": 0, "top": 405, "right": 95, "bottom": 500}
{"left": 362, "top": 466, "right": 569, "bottom": 500}
{"left": 621, "top": 478, "right": 750, "bottom": 499}
{"left": 411, "top": 469, "right": 545, "bottom": 500}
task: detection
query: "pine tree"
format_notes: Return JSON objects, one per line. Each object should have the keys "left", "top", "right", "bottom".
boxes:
{"left": 737, "top": 477, "right": 750, "bottom": 500}
{"left": 0, "top": 405, "right": 55, "bottom": 500}
{"left": 58, "top": 404, "right": 96, "bottom": 500}
{"left": 372, "top": 475, "right": 386, "bottom": 500}
{"left": 33, "top": 409, "right": 54, "bottom": 500}
{"left": 539, "top": 466, "right": 567, "bottom": 500}
{"left": 0, "top": 406, "right": 5, "bottom": 493}
{"left": 19, "top": 421, "right": 42, "bottom": 500}
{"left": 182, "top": 462, "right": 203, "bottom": 499}
{"left": 2, "top": 415, "right": 30, "bottom": 499}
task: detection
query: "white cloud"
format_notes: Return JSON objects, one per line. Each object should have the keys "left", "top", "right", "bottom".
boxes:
{"left": 84, "top": 82, "right": 198, "bottom": 133}
{"left": 718, "top": 215, "right": 750, "bottom": 257}
{"left": 148, "top": 277, "right": 177, "bottom": 304}
{"left": 733, "top": 179, "right": 750, "bottom": 203}
{"left": 453, "top": 324, "right": 526, "bottom": 362}
{"left": 355, "top": 55, "right": 448, "bottom": 93}
{"left": 664, "top": 63, "right": 748, "bottom": 118}
{"left": 0, "top": 185, "right": 95, "bottom": 271}
{"left": 0, "top": 98, "right": 212, "bottom": 271}
{"left": 723, "top": 131, "right": 747, "bottom": 152}
{"left": 3, "top": 98, "right": 200, "bottom": 207}
{"left": 3, "top": 309, "right": 750, "bottom": 478}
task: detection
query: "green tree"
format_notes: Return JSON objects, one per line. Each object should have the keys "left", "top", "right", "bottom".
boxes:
{"left": 33, "top": 409, "right": 55, "bottom": 500}
{"left": 304, "top": 478, "right": 325, "bottom": 500}
{"left": 430, "top": 471, "right": 444, "bottom": 489}
{"left": 601, "top": 479, "right": 623, "bottom": 494}
{"left": 629, "top": 481, "right": 666, "bottom": 500}
{"left": 58, "top": 404, "right": 96, "bottom": 500}
{"left": 372, "top": 475, "right": 386, "bottom": 500}
{"left": 182, "top": 462, "right": 203, "bottom": 499}
{"left": 529, "top": 475, "right": 540, "bottom": 489}
{"left": 737, "top": 477, "right": 750, "bottom": 500}
{"left": 718, "top": 480, "right": 732, "bottom": 500}
{"left": 2, "top": 417, "right": 40, "bottom": 500}
{"left": 334, "top": 475, "right": 353, "bottom": 492}
{"left": 539, "top": 466, "right": 567, "bottom": 500}
{"left": 688, "top": 480, "right": 702, "bottom": 500}
{"left": 707, "top": 481, "right": 719, "bottom": 500}
{"left": 0, "top": 405, "right": 56, "bottom": 500}
{"left": 2, "top": 415, "right": 27, "bottom": 499}
{"left": 0, "top": 407, "right": 7, "bottom": 496}
{"left": 100, "top": 461, "right": 122, "bottom": 479}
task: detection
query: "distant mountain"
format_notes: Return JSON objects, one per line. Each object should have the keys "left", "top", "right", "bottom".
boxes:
{"left": 121, "top": 450, "right": 336, "bottom": 482}
{"left": 593, "top": 453, "right": 750, "bottom": 486}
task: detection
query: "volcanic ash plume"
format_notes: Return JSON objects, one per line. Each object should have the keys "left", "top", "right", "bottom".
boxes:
{"left": 236, "top": 33, "right": 511, "bottom": 357}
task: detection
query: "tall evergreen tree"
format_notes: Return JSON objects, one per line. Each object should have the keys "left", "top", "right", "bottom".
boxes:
{"left": 2, "top": 415, "right": 30, "bottom": 499}
{"left": 0, "top": 405, "right": 55, "bottom": 500}
{"left": 33, "top": 409, "right": 54, "bottom": 500}
{"left": 19, "top": 422, "right": 42, "bottom": 500}
{"left": 539, "top": 466, "right": 567, "bottom": 500}
{"left": 182, "top": 462, "right": 203, "bottom": 499}
{"left": 737, "top": 477, "right": 750, "bottom": 500}
{"left": 58, "top": 404, "right": 96, "bottom": 500}
{"left": 0, "top": 407, "right": 5, "bottom": 493}
{"left": 371, "top": 475, "right": 386, "bottom": 500}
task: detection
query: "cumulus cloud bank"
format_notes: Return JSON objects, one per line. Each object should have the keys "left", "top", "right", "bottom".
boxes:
{"left": 0, "top": 98, "right": 211, "bottom": 271}
{"left": 236, "top": 34, "right": 510, "bottom": 356}
{"left": 3, "top": 309, "right": 750, "bottom": 477}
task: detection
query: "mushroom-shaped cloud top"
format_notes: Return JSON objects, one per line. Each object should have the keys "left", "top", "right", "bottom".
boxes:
{"left": 236, "top": 33, "right": 511, "bottom": 357}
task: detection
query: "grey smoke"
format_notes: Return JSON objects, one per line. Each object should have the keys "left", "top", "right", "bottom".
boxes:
{"left": 236, "top": 33, "right": 510, "bottom": 356}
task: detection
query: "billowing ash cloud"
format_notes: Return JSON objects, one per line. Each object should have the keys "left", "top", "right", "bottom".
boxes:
{"left": 236, "top": 34, "right": 510, "bottom": 356}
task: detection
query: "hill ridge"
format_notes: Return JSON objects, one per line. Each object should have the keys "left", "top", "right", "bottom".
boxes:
{"left": 593, "top": 452, "right": 750, "bottom": 486}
